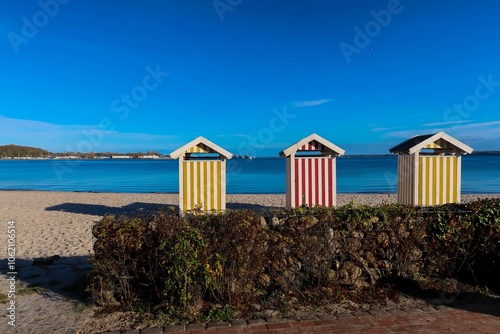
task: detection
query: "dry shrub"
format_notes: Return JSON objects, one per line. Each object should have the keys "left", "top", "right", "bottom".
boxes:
{"left": 89, "top": 199, "right": 500, "bottom": 318}
{"left": 196, "top": 210, "right": 269, "bottom": 306}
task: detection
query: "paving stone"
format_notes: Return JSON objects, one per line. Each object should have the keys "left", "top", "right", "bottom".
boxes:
{"left": 230, "top": 319, "right": 248, "bottom": 326}
{"left": 186, "top": 322, "right": 206, "bottom": 331}
{"left": 317, "top": 314, "right": 338, "bottom": 320}
{"left": 290, "top": 320, "right": 318, "bottom": 328}
{"left": 139, "top": 327, "right": 163, "bottom": 334}
{"left": 163, "top": 324, "right": 186, "bottom": 333}
{"left": 385, "top": 309, "right": 407, "bottom": 316}
{"left": 368, "top": 309, "right": 387, "bottom": 317}
{"left": 215, "top": 328, "right": 247, "bottom": 334}
{"left": 402, "top": 307, "right": 425, "bottom": 314}
{"left": 265, "top": 317, "right": 288, "bottom": 324}
{"left": 421, "top": 306, "right": 439, "bottom": 312}
{"left": 353, "top": 311, "right": 371, "bottom": 317}
{"left": 285, "top": 315, "right": 300, "bottom": 322}
{"left": 370, "top": 318, "right": 396, "bottom": 327}
{"left": 247, "top": 318, "right": 266, "bottom": 326}
{"left": 207, "top": 321, "right": 230, "bottom": 328}
{"left": 314, "top": 319, "right": 339, "bottom": 326}
{"left": 266, "top": 322, "right": 292, "bottom": 330}
{"left": 245, "top": 324, "right": 267, "bottom": 331}
{"left": 300, "top": 314, "right": 319, "bottom": 321}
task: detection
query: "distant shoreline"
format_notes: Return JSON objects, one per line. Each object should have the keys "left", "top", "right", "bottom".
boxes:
{"left": 1, "top": 156, "right": 499, "bottom": 194}
{"left": 1, "top": 188, "right": 500, "bottom": 195}
{"left": 3, "top": 152, "right": 500, "bottom": 159}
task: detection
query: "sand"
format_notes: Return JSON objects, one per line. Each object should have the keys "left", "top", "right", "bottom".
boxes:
{"left": 1, "top": 191, "right": 499, "bottom": 333}
{"left": 2, "top": 191, "right": 498, "bottom": 258}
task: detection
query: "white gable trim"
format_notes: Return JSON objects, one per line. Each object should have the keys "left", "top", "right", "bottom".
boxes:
{"left": 408, "top": 131, "right": 473, "bottom": 155}
{"left": 169, "top": 136, "right": 233, "bottom": 159}
{"left": 280, "top": 133, "right": 345, "bottom": 157}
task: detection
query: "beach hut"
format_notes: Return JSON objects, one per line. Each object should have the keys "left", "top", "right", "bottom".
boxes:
{"left": 389, "top": 131, "right": 473, "bottom": 206}
{"left": 169, "top": 136, "right": 233, "bottom": 213}
{"left": 280, "top": 133, "right": 345, "bottom": 208}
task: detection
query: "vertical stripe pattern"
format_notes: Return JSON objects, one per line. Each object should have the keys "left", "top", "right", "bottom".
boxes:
{"left": 181, "top": 160, "right": 223, "bottom": 212}
{"left": 187, "top": 143, "right": 216, "bottom": 153}
{"left": 397, "top": 155, "right": 415, "bottom": 205}
{"left": 398, "top": 155, "right": 460, "bottom": 206}
{"left": 299, "top": 140, "right": 324, "bottom": 151}
{"left": 286, "top": 158, "right": 292, "bottom": 207}
{"left": 417, "top": 156, "right": 458, "bottom": 206}
{"left": 292, "top": 157, "right": 335, "bottom": 207}
{"left": 424, "top": 139, "right": 453, "bottom": 150}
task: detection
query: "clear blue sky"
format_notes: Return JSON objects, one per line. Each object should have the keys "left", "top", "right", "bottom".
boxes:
{"left": 1, "top": 0, "right": 500, "bottom": 155}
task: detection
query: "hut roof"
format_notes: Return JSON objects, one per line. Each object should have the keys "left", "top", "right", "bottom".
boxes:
{"left": 389, "top": 131, "right": 473, "bottom": 155}
{"left": 169, "top": 136, "right": 233, "bottom": 159}
{"left": 279, "top": 133, "right": 345, "bottom": 157}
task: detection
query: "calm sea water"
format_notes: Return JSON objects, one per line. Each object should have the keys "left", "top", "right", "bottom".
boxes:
{"left": 0, "top": 156, "right": 498, "bottom": 194}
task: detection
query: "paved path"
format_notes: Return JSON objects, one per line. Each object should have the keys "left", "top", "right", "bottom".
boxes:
{"left": 100, "top": 303, "right": 500, "bottom": 334}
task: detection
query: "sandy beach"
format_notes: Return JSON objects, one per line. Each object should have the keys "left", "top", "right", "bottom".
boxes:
{"left": 1, "top": 191, "right": 499, "bottom": 259}
{"left": 1, "top": 191, "right": 500, "bottom": 333}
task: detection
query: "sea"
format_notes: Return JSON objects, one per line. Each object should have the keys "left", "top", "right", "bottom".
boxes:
{"left": 0, "top": 156, "right": 498, "bottom": 194}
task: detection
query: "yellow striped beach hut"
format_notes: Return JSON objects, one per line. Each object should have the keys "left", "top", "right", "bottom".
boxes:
{"left": 389, "top": 131, "right": 473, "bottom": 206}
{"left": 169, "top": 136, "right": 233, "bottom": 213}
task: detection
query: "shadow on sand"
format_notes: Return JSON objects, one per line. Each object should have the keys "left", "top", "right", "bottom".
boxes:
{"left": 226, "top": 202, "right": 282, "bottom": 214}
{"left": 379, "top": 275, "right": 500, "bottom": 318}
{"left": 45, "top": 202, "right": 175, "bottom": 216}
{"left": 46, "top": 202, "right": 282, "bottom": 217}
{"left": 1, "top": 256, "right": 92, "bottom": 303}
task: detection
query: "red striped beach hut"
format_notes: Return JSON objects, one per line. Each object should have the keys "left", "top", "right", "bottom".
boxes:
{"left": 169, "top": 136, "right": 233, "bottom": 213}
{"left": 389, "top": 131, "right": 473, "bottom": 206}
{"left": 280, "top": 133, "right": 345, "bottom": 208}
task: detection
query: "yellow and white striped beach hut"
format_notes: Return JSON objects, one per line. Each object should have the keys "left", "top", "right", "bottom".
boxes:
{"left": 280, "top": 133, "right": 345, "bottom": 208}
{"left": 169, "top": 136, "right": 233, "bottom": 213}
{"left": 389, "top": 131, "right": 473, "bottom": 206}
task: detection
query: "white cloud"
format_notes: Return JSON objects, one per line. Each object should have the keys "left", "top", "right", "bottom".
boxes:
{"left": 455, "top": 120, "right": 500, "bottom": 129}
{"left": 0, "top": 116, "right": 179, "bottom": 152}
{"left": 215, "top": 133, "right": 251, "bottom": 139}
{"left": 423, "top": 120, "right": 473, "bottom": 127}
{"left": 293, "top": 99, "right": 332, "bottom": 108}
{"left": 384, "top": 120, "right": 500, "bottom": 141}
{"left": 370, "top": 127, "right": 395, "bottom": 132}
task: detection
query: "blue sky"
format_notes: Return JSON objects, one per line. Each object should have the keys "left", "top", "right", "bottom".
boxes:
{"left": 1, "top": 0, "right": 500, "bottom": 156}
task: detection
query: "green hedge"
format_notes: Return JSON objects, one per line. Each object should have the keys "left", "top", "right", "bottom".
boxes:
{"left": 89, "top": 199, "right": 500, "bottom": 319}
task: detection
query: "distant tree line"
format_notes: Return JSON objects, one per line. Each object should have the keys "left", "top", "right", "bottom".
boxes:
{"left": 0, "top": 144, "right": 52, "bottom": 158}
{"left": 0, "top": 145, "right": 163, "bottom": 158}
